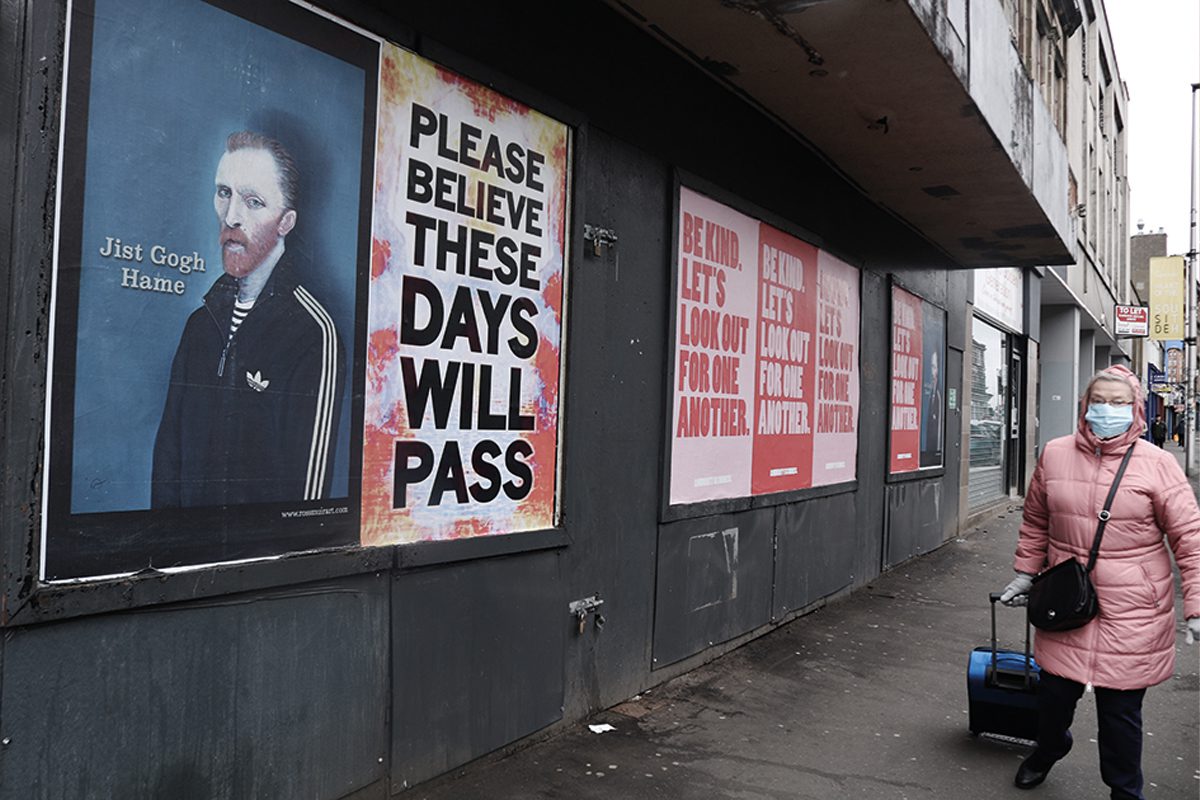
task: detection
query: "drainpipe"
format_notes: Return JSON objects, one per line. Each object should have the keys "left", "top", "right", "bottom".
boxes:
{"left": 1187, "top": 83, "right": 1199, "bottom": 476}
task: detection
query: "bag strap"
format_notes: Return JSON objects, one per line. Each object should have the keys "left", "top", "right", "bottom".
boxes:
{"left": 1085, "top": 442, "right": 1137, "bottom": 572}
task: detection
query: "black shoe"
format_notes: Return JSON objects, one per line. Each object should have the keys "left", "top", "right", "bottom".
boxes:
{"left": 1014, "top": 757, "right": 1050, "bottom": 790}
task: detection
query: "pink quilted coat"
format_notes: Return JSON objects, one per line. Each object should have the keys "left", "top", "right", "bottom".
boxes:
{"left": 1015, "top": 365, "right": 1200, "bottom": 689}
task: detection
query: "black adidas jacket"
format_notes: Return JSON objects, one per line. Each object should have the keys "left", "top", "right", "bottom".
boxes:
{"left": 151, "top": 261, "right": 345, "bottom": 508}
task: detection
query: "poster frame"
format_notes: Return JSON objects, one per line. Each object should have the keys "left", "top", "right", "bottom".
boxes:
{"left": 3, "top": 2, "right": 577, "bottom": 626}
{"left": 885, "top": 276, "right": 947, "bottom": 484}
{"left": 41, "top": 0, "right": 386, "bottom": 582}
{"left": 659, "top": 171, "right": 861, "bottom": 524}
{"left": 360, "top": 41, "right": 573, "bottom": 547}
{"left": 369, "top": 30, "right": 582, "bottom": 559}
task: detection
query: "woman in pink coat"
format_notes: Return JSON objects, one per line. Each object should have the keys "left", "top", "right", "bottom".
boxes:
{"left": 999, "top": 365, "right": 1200, "bottom": 799}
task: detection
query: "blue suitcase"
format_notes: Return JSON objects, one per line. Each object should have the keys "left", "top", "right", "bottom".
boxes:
{"left": 967, "top": 592, "right": 1040, "bottom": 740}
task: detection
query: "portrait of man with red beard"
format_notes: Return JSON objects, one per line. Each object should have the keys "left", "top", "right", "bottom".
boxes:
{"left": 152, "top": 130, "right": 345, "bottom": 508}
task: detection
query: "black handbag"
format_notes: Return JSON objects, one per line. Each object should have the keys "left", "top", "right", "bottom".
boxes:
{"left": 1027, "top": 443, "right": 1136, "bottom": 632}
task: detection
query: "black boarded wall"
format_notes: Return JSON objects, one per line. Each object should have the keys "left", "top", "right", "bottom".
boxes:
{"left": 0, "top": 0, "right": 968, "bottom": 796}
{"left": 559, "top": 126, "right": 672, "bottom": 719}
{"left": 0, "top": 576, "right": 390, "bottom": 799}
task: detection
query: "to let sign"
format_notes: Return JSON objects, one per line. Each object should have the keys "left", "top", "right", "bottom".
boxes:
{"left": 1113, "top": 305, "right": 1148, "bottom": 337}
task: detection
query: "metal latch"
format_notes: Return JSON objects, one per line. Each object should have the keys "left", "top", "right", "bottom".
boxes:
{"left": 569, "top": 594, "right": 605, "bottom": 634}
{"left": 582, "top": 224, "right": 618, "bottom": 258}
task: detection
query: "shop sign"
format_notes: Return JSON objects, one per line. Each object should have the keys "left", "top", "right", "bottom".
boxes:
{"left": 973, "top": 268, "right": 1023, "bottom": 333}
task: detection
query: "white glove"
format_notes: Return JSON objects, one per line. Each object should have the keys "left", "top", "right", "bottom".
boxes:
{"left": 1000, "top": 572, "right": 1035, "bottom": 606}
{"left": 1187, "top": 617, "right": 1200, "bottom": 646}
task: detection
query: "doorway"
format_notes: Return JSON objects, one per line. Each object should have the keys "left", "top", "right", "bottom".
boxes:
{"left": 1007, "top": 341, "right": 1026, "bottom": 494}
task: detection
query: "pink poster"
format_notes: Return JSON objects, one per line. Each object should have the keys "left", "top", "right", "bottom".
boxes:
{"left": 669, "top": 188, "right": 860, "bottom": 506}
{"left": 363, "top": 46, "right": 568, "bottom": 544}
{"left": 811, "top": 250, "right": 860, "bottom": 484}
{"left": 669, "top": 188, "right": 758, "bottom": 504}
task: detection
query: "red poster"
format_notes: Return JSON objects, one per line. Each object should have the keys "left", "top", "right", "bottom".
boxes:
{"left": 751, "top": 224, "right": 817, "bottom": 493}
{"left": 889, "top": 286, "right": 923, "bottom": 473}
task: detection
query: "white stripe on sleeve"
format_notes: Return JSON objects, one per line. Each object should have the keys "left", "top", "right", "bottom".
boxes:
{"left": 294, "top": 286, "right": 337, "bottom": 500}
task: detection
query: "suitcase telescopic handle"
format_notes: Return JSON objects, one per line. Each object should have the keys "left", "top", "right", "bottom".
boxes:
{"left": 988, "top": 591, "right": 1033, "bottom": 689}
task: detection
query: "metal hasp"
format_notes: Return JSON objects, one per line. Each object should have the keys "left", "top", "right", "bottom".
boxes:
{"left": 568, "top": 594, "right": 606, "bottom": 634}
{"left": 582, "top": 224, "right": 618, "bottom": 258}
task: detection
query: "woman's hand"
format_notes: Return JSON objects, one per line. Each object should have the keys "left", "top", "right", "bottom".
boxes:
{"left": 1000, "top": 572, "right": 1035, "bottom": 606}
{"left": 1187, "top": 617, "right": 1200, "bottom": 645}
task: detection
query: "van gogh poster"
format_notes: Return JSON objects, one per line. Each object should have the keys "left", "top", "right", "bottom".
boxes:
{"left": 43, "top": 0, "right": 377, "bottom": 579}
{"left": 363, "top": 45, "right": 568, "bottom": 545}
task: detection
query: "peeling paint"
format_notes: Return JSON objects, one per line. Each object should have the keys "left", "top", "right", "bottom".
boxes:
{"left": 698, "top": 56, "right": 738, "bottom": 77}
{"left": 994, "top": 224, "right": 1056, "bottom": 240}
{"left": 906, "top": 0, "right": 968, "bottom": 84}
{"left": 960, "top": 236, "right": 1025, "bottom": 253}
{"left": 719, "top": 0, "right": 824, "bottom": 65}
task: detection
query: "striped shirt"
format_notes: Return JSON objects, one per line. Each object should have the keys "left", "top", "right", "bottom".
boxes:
{"left": 229, "top": 299, "right": 254, "bottom": 339}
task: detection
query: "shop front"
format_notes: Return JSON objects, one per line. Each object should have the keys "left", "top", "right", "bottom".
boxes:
{"left": 968, "top": 269, "right": 1027, "bottom": 510}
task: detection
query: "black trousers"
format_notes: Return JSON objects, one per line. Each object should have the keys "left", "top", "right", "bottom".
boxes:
{"left": 1032, "top": 671, "right": 1147, "bottom": 800}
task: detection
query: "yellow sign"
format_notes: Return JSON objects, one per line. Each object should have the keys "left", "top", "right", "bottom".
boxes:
{"left": 1149, "top": 256, "right": 1185, "bottom": 340}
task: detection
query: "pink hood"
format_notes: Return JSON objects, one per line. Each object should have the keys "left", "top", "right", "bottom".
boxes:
{"left": 1014, "top": 364, "right": 1200, "bottom": 689}
{"left": 1073, "top": 363, "right": 1147, "bottom": 454}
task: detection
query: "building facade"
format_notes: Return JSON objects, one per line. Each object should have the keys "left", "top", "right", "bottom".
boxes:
{"left": 1130, "top": 228, "right": 1183, "bottom": 439}
{"left": 961, "top": 0, "right": 1134, "bottom": 523}
{"left": 1031, "top": 0, "right": 1135, "bottom": 454}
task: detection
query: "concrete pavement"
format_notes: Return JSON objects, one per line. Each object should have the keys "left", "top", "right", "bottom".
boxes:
{"left": 412, "top": 442, "right": 1200, "bottom": 799}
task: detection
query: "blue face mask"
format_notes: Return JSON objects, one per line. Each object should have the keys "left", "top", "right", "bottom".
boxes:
{"left": 1085, "top": 403, "right": 1134, "bottom": 439}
